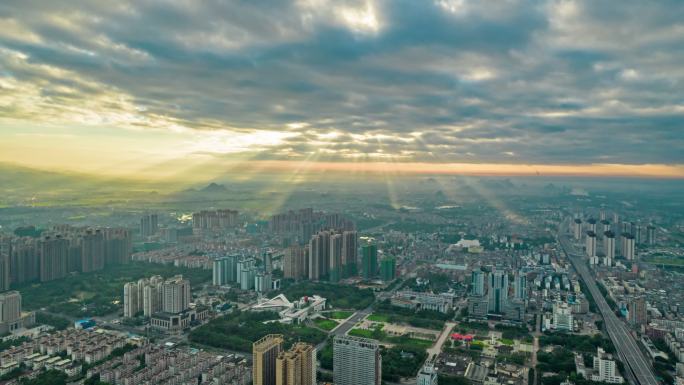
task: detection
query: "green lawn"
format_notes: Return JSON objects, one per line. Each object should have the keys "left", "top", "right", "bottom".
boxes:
{"left": 500, "top": 338, "right": 514, "bottom": 346}
{"left": 386, "top": 336, "right": 433, "bottom": 348}
{"left": 348, "top": 328, "right": 375, "bottom": 338}
{"left": 329, "top": 311, "right": 354, "bottom": 319}
{"left": 367, "top": 313, "right": 391, "bottom": 322}
{"left": 314, "top": 318, "right": 339, "bottom": 331}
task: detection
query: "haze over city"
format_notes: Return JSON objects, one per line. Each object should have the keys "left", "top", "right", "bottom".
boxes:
{"left": 0, "top": 2, "right": 683, "bottom": 385}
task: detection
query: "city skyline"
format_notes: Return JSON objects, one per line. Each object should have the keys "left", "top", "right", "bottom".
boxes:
{"left": 1, "top": 1, "right": 683, "bottom": 180}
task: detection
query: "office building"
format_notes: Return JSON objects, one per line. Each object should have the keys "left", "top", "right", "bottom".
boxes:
{"left": 275, "top": 342, "right": 316, "bottom": 385}
{"left": 361, "top": 243, "right": 378, "bottom": 279}
{"left": 467, "top": 295, "right": 489, "bottom": 318}
{"left": 392, "top": 291, "right": 453, "bottom": 313}
{"left": 0, "top": 291, "right": 33, "bottom": 333}
{"left": 380, "top": 257, "right": 396, "bottom": 281}
{"left": 333, "top": 335, "right": 381, "bottom": 385}
{"left": 591, "top": 348, "right": 624, "bottom": 383}
{"left": 553, "top": 302, "right": 573, "bottom": 331}
{"left": 628, "top": 297, "right": 647, "bottom": 326}
{"left": 162, "top": 275, "right": 190, "bottom": 314}
{"left": 140, "top": 214, "right": 158, "bottom": 238}
{"left": 417, "top": 359, "right": 438, "bottom": 385}
{"left": 471, "top": 269, "right": 485, "bottom": 296}
{"left": 253, "top": 334, "right": 284, "bottom": 385}
{"left": 488, "top": 270, "right": 508, "bottom": 314}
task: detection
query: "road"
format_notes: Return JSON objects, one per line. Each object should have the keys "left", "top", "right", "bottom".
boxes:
{"left": 558, "top": 229, "right": 660, "bottom": 385}
{"left": 316, "top": 304, "right": 374, "bottom": 351}
{"left": 427, "top": 322, "right": 455, "bottom": 359}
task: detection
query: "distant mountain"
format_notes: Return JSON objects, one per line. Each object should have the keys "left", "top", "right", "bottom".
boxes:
{"left": 200, "top": 182, "right": 228, "bottom": 193}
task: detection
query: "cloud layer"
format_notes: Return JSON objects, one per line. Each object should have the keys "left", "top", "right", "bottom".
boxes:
{"left": 1, "top": 0, "right": 683, "bottom": 165}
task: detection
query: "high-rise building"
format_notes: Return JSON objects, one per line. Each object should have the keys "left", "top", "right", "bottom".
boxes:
{"left": 142, "top": 276, "right": 163, "bottom": 317}
{"left": 253, "top": 334, "right": 284, "bottom": 385}
{"left": 573, "top": 219, "right": 583, "bottom": 240}
{"left": 591, "top": 348, "right": 623, "bottom": 383}
{"left": 283, "top": 246, "right": 308, "bottom": 281}
{"left": 514, "top": 270, "right": 527, "bottom": 300}
{"left": 361, "top": 244, "right": 378, "bottom": 279}
{"left": 103, "top": 228, "right": 132, "bottom": 265}
{"left": 241, "top": 268, "right": 256, "bottom": 291}
{"left": 628, "top": 297, "right": 647, "bottom": 326}
{"left": 81, "top": 229, "right": 105, "bottom": 273}
{"left": 488, "top": 270, "right": 509, "bottom": 314}
{"left": 39, "top": 235, "right": 69, "bottom": 282}
{"left": 621, "top": 233, "right": 635, "bottom": 260}
{"left": 603, "top": 231, "right": 615, "bottom": 266}
{"left": 192, "top": 209, "right": 239, "bottom": 231}
{"left": 0, "top": 237, "right": 11, "bottom": 292}
{"left": 646, "top": 225, "right": 656, "bottom": 246}
{"left": 308, "top": 231, "right": 330, "bottom": 280}
{"left": 342, "top": 231, "right": 358, "bottom": 277}
{"left": 634, "top": 224, "right": 643, "bottom": 244}
{"left": 140, "top": 214, "right": 158, "bottom": 238}
{"left": 162, "top": 275, "right": 190, "bottom": 313}
{"left": 275, "top": 342, "right": 316, "bottom": 385}
{"left": 8, "top": 238, "right": 40, "bottom": 285}
{"left": 380, "top": 257, "right": 396, "bottom": 282}
{"left": 587, "top": 218, "right": 597, "bottom": 233}
{"left": 237, "top": 258, "right": 256, "bottom": 285}
{"left": 553, "top": 302, "right": 573, "bottom": 331}
{"left": 600, "top": 219, "right": 611, "bottom": 234}
{"left": 123, "top": 282, "right": 139, "bottom": 318}
{"left": 417, "top": 359, "right": 438, "bottom": 385}
{"left": 333, "top": 335, "right": 382, "bottom": 385}
{"left": 585, "top": 231, "right": 597, "bottom": 263}
{"left": 0, "top": 291, "right": 32, "bottom": 333}
{"left": 255, "top": 272, "right": 272, "bottom": 293}
{"left": 471, "top": 269, "right": 485, "bottom": 296}
{"left": 213, "top": 256, "right": 232, "bottom": 286}
{"left": 329, "top": 233, "right": 343, "bottom": 282}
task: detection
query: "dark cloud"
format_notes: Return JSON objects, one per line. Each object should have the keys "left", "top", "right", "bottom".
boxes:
{"left": 0, "top": 0, "right": 682, "bottom": 164}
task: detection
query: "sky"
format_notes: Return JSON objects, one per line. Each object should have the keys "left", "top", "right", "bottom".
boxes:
{"left": 0, "top": 0, "right": 683, "bottom": 180}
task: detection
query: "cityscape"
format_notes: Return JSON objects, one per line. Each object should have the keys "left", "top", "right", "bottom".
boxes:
{"left": 0, "top": 1, "right": 683, "bottom": 385}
